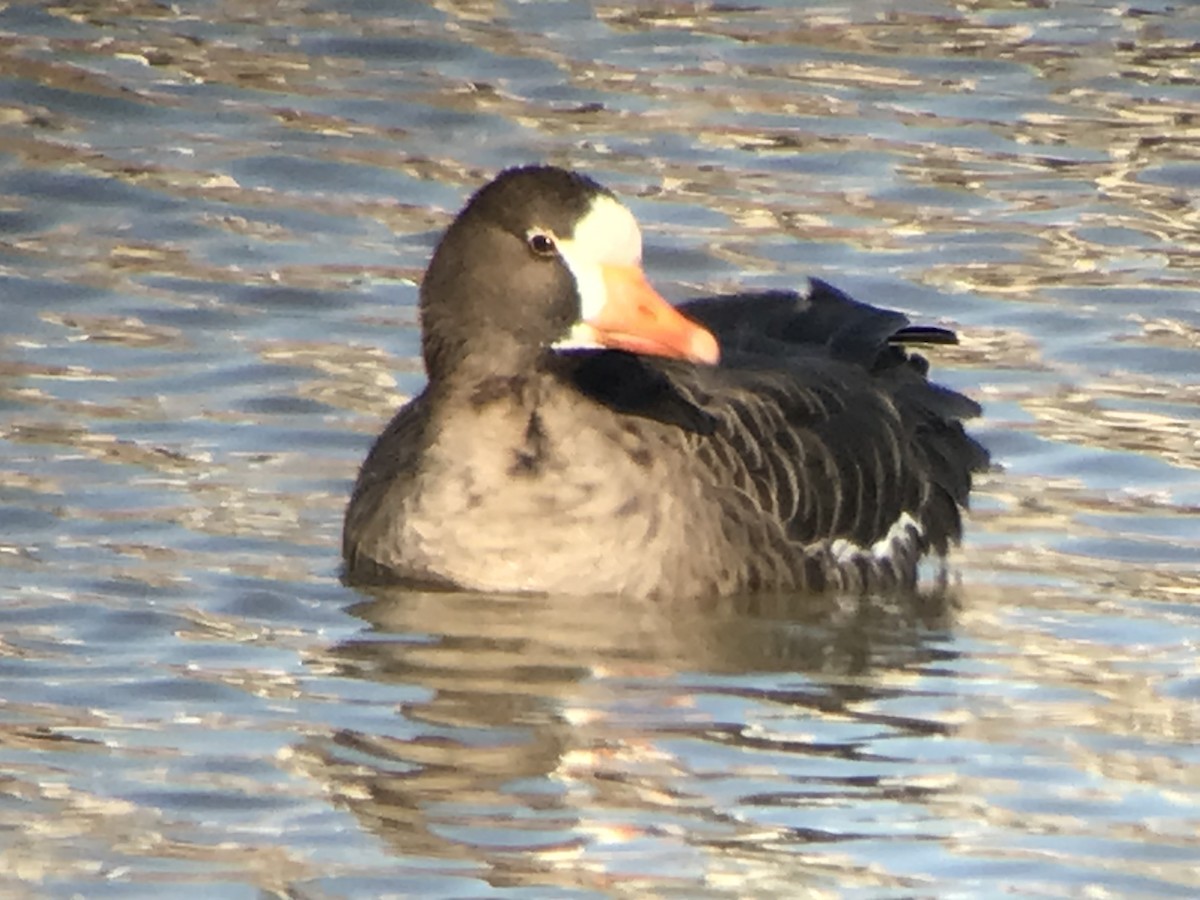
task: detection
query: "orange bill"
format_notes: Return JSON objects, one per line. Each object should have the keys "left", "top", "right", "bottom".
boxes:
{"left": 585, "top": 264, "right": 720, "bottom": 365}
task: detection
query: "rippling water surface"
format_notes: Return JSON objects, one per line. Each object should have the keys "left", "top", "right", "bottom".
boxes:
{"left": 1, "top": 2, "right": 1198, "bottom": 896}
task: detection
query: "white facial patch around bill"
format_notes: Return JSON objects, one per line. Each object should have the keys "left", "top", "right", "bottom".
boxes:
{"left": 554, "top": 194, "right": 643, "bottom": 325}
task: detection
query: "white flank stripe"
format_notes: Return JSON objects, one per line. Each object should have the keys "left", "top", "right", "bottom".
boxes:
{"left": 829, "top": 511, "right": 922, "bottom": 564}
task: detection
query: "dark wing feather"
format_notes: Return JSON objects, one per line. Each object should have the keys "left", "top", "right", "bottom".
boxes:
{"left": 560, "top": 350, "right": 716, "bottom": 435}
{"left": 681, "top": 278, "right": 961, "bottom": 365}
{"left": 672, "top": 282, "right": 989, "bottom": 559}
{"left": 559, "top": 280, "right": 986, "bottom": 587}
{"left": 667, "top": 362, "right": 923, "bottom": 546}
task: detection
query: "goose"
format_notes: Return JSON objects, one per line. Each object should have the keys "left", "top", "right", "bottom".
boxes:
{"left": 343, "top": 166, "right": 989, "bottom": 598}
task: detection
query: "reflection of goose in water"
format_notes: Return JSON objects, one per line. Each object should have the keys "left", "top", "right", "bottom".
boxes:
{"left": 343, "top": 167, "right": 988, "bottom": 598}
{"left": 295, "top": 588, "right": 957, "bottom": 892}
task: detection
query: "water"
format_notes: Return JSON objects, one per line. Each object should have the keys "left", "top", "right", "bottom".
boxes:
{"left": 1, "top": 2, "right": 1198, "bottom": 896}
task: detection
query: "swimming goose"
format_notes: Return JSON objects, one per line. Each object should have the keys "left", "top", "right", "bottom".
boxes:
{"left": 343, "top": 166, "right": 989, "bottom": 598}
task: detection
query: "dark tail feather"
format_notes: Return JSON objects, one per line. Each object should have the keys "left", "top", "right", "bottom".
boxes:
{"left": 892, "top": 325, "right": 958, "bottom": 345}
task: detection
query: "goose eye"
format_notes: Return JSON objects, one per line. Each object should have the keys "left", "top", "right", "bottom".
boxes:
{"left": 527, "top": 231, "right": 556, "bottom": 257}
